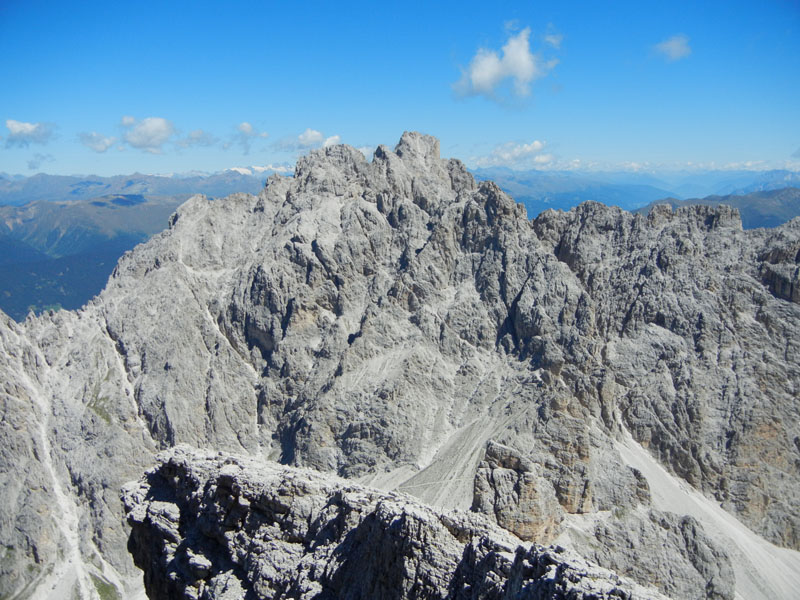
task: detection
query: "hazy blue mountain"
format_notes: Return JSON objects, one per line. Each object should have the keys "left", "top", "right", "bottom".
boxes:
{"left": 0, "top": 194, "right": 183, "bottom": 257}
{"left": 472, "top": 168, "right": 678, "bottom": 216}
{"left": 726, "top": 170, "right": 800, "bottom": 195}
{"left": 0, "top": 170, "right": 287, "bottom": 320}
{"left": 0, "top": 170, "right": 270, "bottom": 206}
{"left": 0, "top": 194, "right": 190, "bottom": 319}
{"left": 636, "top": 187, "right": 800, "bottom": 229}
{"left": 473, "top": 168, "right": 800, "bottom": 216}
{"left": 0, "top": 235, "right": 143, "bottom": 320}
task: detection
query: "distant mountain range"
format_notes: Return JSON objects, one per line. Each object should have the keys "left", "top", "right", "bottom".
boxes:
{"left": 472, "top": 167, "right": 800, "bottom": 216}
{"left": 0, "top": 168, "right": 275, "bottom": 206}
{"left": 636, "top": 187, "right": 800, "bottom": 230}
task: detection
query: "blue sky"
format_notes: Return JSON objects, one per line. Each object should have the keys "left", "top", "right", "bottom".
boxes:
{"left": 1, "top": 0, "right": 798, "bottom": 176}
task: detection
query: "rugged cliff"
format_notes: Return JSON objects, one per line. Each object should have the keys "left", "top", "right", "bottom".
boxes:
{"left": 1, "top": 133, "right": 799, "bottom": 599}
{"left": 122, "top": 446, "right": 669, "bottom": 600}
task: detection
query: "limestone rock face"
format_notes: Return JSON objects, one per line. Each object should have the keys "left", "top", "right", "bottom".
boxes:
{"left": 472, "top": 441, "right": 564, "bottom": 543}
{"left": 1, "top": 133, "right": 800, "bottom": 599}
{"left": 588, "top": 509, "right": 734, "bottom": 600}
{"left": 122, "top": 446, "right": 669, "bottom": 600}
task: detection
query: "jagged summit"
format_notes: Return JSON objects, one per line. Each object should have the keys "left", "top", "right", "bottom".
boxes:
{"left": 1, "top": 134, "right": 800, "bottom": 600}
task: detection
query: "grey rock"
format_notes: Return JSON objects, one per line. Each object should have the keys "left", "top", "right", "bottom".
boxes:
{"left": 589, "top": 508, "right": 734, "bottom": 600}
{"left": 472, "top": 441, "right": 564, "bottom": 543}
{"left": 122, "top": 446, "right": 669, "bottom": 600}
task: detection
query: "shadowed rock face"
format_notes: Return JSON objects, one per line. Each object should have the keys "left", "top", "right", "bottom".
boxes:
{"left": 1, "top": 133, "right": 799, "bottom": 599}
{"left": 122, "top": 446, "right": 669, "bottom": 600}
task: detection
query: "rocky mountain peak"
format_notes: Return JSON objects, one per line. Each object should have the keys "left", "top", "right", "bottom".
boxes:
{"left": 1, "top": 134, "right": 800, "bottom": 600}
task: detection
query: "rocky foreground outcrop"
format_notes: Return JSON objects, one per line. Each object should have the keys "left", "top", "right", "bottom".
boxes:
{"left": 1, "top": 133, "right": 800, "bottom": 599}
{"left": 122, "top": 446, "right": 669, "bottom": 600}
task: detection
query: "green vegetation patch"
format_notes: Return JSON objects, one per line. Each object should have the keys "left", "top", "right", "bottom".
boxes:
{"left": 90, "top": 573, "right": 121, "bottom": 600}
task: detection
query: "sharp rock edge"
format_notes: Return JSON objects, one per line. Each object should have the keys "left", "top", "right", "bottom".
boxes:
{"left": 0, "top": 132, "right": 799, "bottom": 600}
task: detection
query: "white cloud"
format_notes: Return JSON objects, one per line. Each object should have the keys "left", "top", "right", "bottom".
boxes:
{"left": 356, "top": 146, "right": 374, "bottom": 160}
{"left": 474, "top": 140, "right": 548, "bottom": 168}
{"left": 5, "top": 119, "right": 56, "bottom": 147}
{"left": 122, "top": 117, "right": 175, "bottom": 153}
{"left": 79, "top": 132, "right": 116, "bottom": 153}
{"left": 178, "top": 129, "right": 218, "bottom": 148}
{"left": 455, "top": 27, "right": 557, "bottom": 99}
{"left": 792, "top": 147, "right": 800, "bottom": 159}
{"left": 277, "top": 128, "right": 342, "bottom": 151}
{"left": 252, "top": 164, "right": 293, "bottom": 174}
{"left": 121, "top": 115, "right": 136, "bottom": 126}
{"left": 298, "top": 128, "right": 324, "bottom": 147}
{"left": 654, "top": 34, "right": 691, "bottom": 62}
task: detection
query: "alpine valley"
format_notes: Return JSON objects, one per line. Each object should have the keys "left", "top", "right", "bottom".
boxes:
{"left": 2, "top": 134, "right": 799, "bottom": 600}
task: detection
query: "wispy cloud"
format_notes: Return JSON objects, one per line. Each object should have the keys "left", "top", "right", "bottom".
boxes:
{"left": 544, "top": 33, "right": 563, "bottom": 49}
{"left": 27, "top": 153, "right": 54, "bottom": 170}
{"left": 225, "top": 121, "right": 269, "bottom": 154}
{"left": 654, "top": 34, "right": 691, "bottom": 62}
{"left": 473, "top": 139, "right": 549, "bottom": 168}
{"left": 79, "top": 131, "right": 116, "bottom": 153}
{"left": 277, "top": 128, "right": 341, "bottom": 151}
{"left": 178, "top": 129, "right": 218, "bottom": 148}
{"left": 454, "top": 27, "right": 558, "bottom": 100}
{"left": 5, "top": 119, "right": 56, "bottom": 147}
{"left": 356, "top": 146, "right": 375, "bottom": 160}
{"left": 122, "top": 117, "right": 175, "bottom": 153}
{"left": 792, "top": 147, "right": 800, "bottom": 159}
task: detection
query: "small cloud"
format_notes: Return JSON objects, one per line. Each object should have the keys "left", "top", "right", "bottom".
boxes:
{"left": 227, "top": 121, "right": 268, "bottom": 154}
{"left": 277, "top": 128, "right": 341, "bottom": 151}
{"left": 356, "top": 146, "right": 374, "bottom": 160}
{"left": 122, "top": 116, "right": 176, "bottom": 153}
{"left": 27, "top": 153, "right": 54, "bottom": 170}
{"left": 178, "top": 129, "right": 218, "bottom": 148}
{"left": 454, "top": 27, "right": 557, "bottom": 100}
{"left": 544, "top": 33, "right": 563, "bottom": 49}
{"left": 474, "top": 140, "right": 548, "bottom": 168}
{"left": 5, "top": 119, "right": 56, "bottom": 147}
{"left": 654, "top": 34, "right": 691, "bottom": 62}
{"left": 298, "top": 128, "right": 324, "bottom": 147}
{"left": 251, "top": 164, "right": 293, "bottom": 174}
{"left": 79, "top": 132, "right": 116, "bottom": 153}
{"left": 792, "top": 147, "right": 800, "bottom": 159}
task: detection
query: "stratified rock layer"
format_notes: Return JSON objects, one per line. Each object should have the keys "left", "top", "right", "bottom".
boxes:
{"left": 1, "top": 133, "right": 799, "bottom": 599}
{"left": 122, "top": 446, "right": 669, "bottom": 600}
